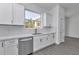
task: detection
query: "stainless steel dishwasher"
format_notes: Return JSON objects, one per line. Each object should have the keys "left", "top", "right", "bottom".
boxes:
{"left": 18, "top": 37, "right": 33, "bottom": 55}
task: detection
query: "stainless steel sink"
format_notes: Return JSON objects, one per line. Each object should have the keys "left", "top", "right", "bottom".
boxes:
{"left": 32, "top": 33, "right": 43, "bottom": 35}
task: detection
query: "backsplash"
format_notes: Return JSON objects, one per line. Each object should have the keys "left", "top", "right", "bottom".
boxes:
{"left": 0, "top": 25, "right": 53, "bottom": 37}
{"left": 0, "top": 26, "right": 9, "bottom": 36}
{"left": 37, "top": 27, "right": 53, "bottom": 33}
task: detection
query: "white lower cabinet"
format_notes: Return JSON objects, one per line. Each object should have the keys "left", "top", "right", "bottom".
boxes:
{"left": 33, "top": 34, "right": 54, "bottom": 52}
{"left": 33, "top": 35, "right": 48, "bottom": 52}
{"left": 4, "top": 39, "right": 18, "bottom": 55}
{"left": 0, "top": 39, "right": 18, "bottom": 55}
{"left": 48, "top": 34, "right": 54, "bottom": 45}
{"left": 33, "top": 36, "right": 40, "bottom": 52}
{"left": 0, "top": 41, "right": 4, "bottom": 55}
{"left": 5, "top": 45, "right": 18, "bottom": 55}
{"left": 40, "top": 35, "right": 48, "bottom": 49}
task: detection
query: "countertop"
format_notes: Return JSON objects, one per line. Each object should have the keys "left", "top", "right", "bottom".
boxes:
{"left": 0, "top": 34, "right": 33, "bottom": 41}
{"left": 0, "top": 32, "right": 55, "bottom": 41}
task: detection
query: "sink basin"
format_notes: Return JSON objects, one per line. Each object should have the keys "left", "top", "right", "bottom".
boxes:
{"left": 32, "top": 33, "right": 42, "bottom": 35}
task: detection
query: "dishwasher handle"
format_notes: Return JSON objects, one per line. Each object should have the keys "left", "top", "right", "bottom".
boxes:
{"left": 19, "top": 38, "right": 32, "bottom": 41}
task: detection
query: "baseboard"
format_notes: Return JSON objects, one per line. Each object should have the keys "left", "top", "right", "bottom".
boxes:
{"left": 55, "top": 40, "right": 64, "bottom": 45}
{"left": 55, "top": 42, "right": 60, "bottom": 45}
{"left": 65, "top": 36, "right": 79, "bottom": 39}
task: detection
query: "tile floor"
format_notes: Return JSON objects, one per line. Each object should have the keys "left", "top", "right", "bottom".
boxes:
{"left": 33, "top": 37, "right": 79, "bottom": 55}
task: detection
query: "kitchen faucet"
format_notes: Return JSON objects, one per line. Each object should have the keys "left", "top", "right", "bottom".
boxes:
{"left": 34, "top": 28, "right": 38, "bottom": 34}
{"left": 32, "top": 28, "right": 42, "bottom": 35}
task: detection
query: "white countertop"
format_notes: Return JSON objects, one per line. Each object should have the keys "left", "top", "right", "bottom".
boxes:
{"left": 0, "top": 34, "right": 33, "bottom": 41}
{"left": 0, "top": 32, "right": 55, "bottom": 41}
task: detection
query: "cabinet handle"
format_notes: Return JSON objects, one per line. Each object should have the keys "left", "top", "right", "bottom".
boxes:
{"left": 2, "top": 42, "right": 3, "bottom": 47}
{"left": 40, "top": 39, "right": 42, "bottom": 42}
{"left": 53, "top": 33, "right": 56, "bottom": 39}
{"left": 52, "top": 33, "right": 54, "bottom": 39}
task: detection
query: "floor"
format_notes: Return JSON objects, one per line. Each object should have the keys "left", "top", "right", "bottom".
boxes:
{"left": 33, "top": 37, "right": 79, "bottom": 55}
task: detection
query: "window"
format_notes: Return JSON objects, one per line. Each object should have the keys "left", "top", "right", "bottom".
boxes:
{"left": 24, "top": 10, "right": 41, "bottom": 28}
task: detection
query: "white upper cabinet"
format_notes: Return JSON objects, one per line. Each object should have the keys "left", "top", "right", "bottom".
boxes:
{"left": 0, "top": 3, "right": 24, "bottom": 25}
{"left": 13, "top": 4, "right": 24, "bottom": 25}
{"left": 42, "top": 12, "right": 52, "bottom": 27}
{"left": 0, "top": 3, "right": 12, "bottom": 24}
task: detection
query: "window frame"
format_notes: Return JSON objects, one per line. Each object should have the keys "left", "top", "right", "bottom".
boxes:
{"left": 24, "top": 9, "right": 42, "bottom": 29}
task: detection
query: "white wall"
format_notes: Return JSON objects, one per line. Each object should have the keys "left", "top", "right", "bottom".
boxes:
{"left": 66, "top": 14, "right": 79, "bottom": 38}
{"left": 21, "top": 3, "right": 45, "bottom": 13}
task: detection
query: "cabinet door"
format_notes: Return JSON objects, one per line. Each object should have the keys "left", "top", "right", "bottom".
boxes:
{"left": 40, "top": 35, "right": 48, "bottom": 48}
{"left": 4, "top": 39, "right": 18, "bottom": 55}
{"left": 0, "top": 3, "right": 12, "bottom": 24}
{"left": 5, "top": 45, "right": 18, "bottom": 55}
{"left": 0, "top": 41, "right": 4, "bottom": 55}
{"left": 13, "top": 4, "right": 24, "bottom": 25}
{"left": 46, "top": 14, "right": 52, "bottom": 26}
{"left": 42, "top": 13, "right": 52, "bottom": 27}
{"left": 33, "top": 37, "right": 40, "bottom": 52}
{"left": 48, "top": 34, "right": 54, "bottom": 45}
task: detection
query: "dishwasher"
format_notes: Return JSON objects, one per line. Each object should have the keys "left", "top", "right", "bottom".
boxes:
{"left": 18, "top": 37, "right": 33, "bottom": 55}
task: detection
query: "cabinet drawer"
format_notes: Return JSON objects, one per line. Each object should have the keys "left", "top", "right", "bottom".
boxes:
{"left": 40, "top": 35, "right": 48, "bottom": 39}
{"left": 5, "top": 39, "right": 18, "bottom": 47}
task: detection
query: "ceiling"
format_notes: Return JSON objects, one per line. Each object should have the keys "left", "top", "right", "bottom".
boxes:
{"left": 33, "top": 3, "right": 79, "bottom": 10}
{"left": 33, "top": 3, "right": 57, "bottom": 11}
{"left": 33, "top": 3, "right": 79, "bottom": 18}
{"left": 21, "top": 3, "right": 79, "bottom": 18}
